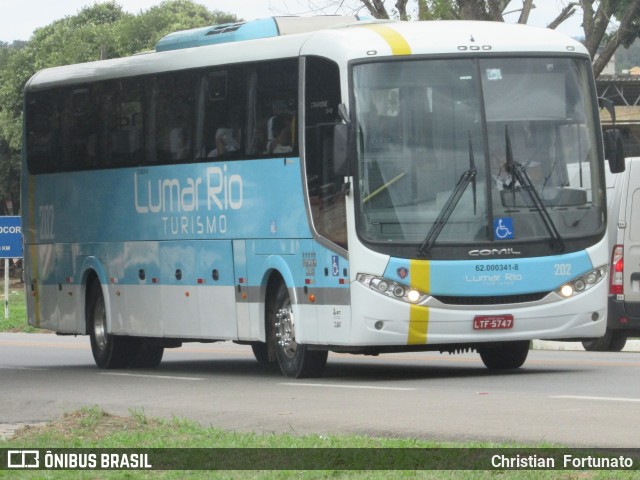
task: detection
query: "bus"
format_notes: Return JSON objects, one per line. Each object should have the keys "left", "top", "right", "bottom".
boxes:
{"left": 22, "top": 16, "right": 625, "bottom": 377}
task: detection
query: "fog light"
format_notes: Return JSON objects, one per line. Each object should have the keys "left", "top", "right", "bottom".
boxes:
{"left": 560, "top": 285, "right": 574, "bottom": 298}
{"left": 374, "top": 321, "right": 384, "bottom": 330}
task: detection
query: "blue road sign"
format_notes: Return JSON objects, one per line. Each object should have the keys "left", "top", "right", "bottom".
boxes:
{"left": 0, "top": 216, "right": 23, "bottom": 258}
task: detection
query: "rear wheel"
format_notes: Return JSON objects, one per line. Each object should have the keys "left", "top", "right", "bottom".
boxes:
{"left": 250, "top": 342, "right": 271, "bottom": 365}
{"left": 128, "top": 341, "right": 164, "bottom": 368}
{"left": 87, "top": 281, "right": 129, "bottom": 369}
{"left": 582, "top": 328, "right": 627, "bottom": 352}
{"left": 478, "top": 341, "right": 530, "bottom": 370}
{"left": 269, "top": 282, "right": 327, "bottom": 378}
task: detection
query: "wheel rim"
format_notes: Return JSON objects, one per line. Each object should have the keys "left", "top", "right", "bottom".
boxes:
{"left": 93, "top": 295, "right": 107, "bottom": 352}
{"left": 275, "top": 298, "right": 297, "bottom": 359}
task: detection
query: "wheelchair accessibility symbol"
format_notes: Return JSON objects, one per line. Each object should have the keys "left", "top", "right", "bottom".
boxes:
{"left": 493, "top": 217, "right": 515, "bottom": 240}
{"left": 331, "top": 255, "right": 340, "bottom": 276}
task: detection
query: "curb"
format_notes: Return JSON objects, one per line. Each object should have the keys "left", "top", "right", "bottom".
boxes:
{"left": 0, "top": 422, "right": 47, "bottom": 440}
{"left": 533, "top": 339, "right": 640, "bottom": 352}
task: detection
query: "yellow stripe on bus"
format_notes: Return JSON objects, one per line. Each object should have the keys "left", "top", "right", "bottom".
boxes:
{"left": 408, "top": 260, "right": 429, "bottom": 344}
{"left": 29, "top": 245, "right": 40, "bottom": 327}
{"left": 28, "top": 175, "right": 41, "bottom": 327}
{"left": 363, "top": 24, "right": 412, "bottom": 56}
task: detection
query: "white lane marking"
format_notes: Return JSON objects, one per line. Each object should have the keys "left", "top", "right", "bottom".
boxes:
{"left": 281, "top": 382, "right": 416, "bottom": 391}
{"left": 551, "top": 395, "right": 640, "bottom": 403}
{"left": 0, "top": 366, "right": 48, "bottom": 371}
{"left": 100, "top": 372, "right": 204, "bottom": 381}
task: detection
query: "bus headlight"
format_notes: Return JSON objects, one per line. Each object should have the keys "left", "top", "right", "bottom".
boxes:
{"left": 357, "top": 274, "right": 428, "bottom": 304}
{"left": 556, "top": 266, "right": 607, "bottom": 298}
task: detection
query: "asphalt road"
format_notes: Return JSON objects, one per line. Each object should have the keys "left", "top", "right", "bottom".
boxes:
{"left": 1, "top": 332, "right": 639, "bottom": 447}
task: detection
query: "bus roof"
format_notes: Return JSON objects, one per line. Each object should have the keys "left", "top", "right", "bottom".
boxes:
{"left": 26, "top": 19, "right": 589, "bottom": 92}
{"left": 155, "top": 16, "right": 365, "bottom": 52}
{"left": 301, "top": 20, "right": 588, "bottom": 62}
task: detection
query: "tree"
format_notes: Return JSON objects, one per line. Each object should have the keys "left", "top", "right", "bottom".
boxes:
{"left": 299, "top": 0, "right": 640, "bottom": 78}
{"left": 0, "top": 42, "right": 23, "bottom": 213}
{"left": 0, "top": 0, "right": 238, "bottom": 213}
{"left": 113, "top": 0, "right": 236, "bottom": 56}
{"left": 583, "top": 0, "right": 640, "bottom": 77}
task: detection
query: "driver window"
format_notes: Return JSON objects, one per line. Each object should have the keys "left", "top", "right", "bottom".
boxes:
{"left": 305, "top": 56, "right": 346, "bottom": 249}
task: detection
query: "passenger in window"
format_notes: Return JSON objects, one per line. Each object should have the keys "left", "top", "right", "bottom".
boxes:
{"left": 169, "top": 128, "right": 190, "bottom": 161}
{"left": 267, "top": 113, "right": 293, "bottom": 154}
{"left": 208, "top": 128, "right": 240, "bottom": 157}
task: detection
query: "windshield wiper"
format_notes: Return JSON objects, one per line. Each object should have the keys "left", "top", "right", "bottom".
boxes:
{"left": 504, "top": 126, "right": 565, "bottom": 252}
{"left": 417, "top": 134, "right": 477, "bottom": 258}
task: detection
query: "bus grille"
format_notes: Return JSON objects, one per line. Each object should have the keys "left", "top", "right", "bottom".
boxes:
{"left": 432, "top": 292, "right": 549, "bottom": 306}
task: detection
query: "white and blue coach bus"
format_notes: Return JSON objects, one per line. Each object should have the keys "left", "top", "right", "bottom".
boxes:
{"left": 22, "top": 16, "right": 625, "bottom": 377}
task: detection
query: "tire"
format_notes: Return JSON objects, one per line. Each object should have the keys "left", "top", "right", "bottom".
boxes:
{"left": 269, "top": 282, "right": 327, "bottom": 378}
{"left": 128, "top": 341, "right": 164, "bottom": 369}
{"left": 582, "top": 328, "right": 627, "bottom": 352}
{"left": 251, "top": 342, "right": 271, "bottom": 365}
{"left": 478, "top": 341, "right": 530, "bottom": 370}
{"left": 87, "top": 280, "right": 130, "bottom": 369}
{"left": 608, "top": 333, "right": 628, "bottom": 352}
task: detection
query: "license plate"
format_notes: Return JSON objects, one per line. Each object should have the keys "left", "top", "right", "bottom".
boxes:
{"left": 473, "top": 315, "right": 514, "bottom": 330}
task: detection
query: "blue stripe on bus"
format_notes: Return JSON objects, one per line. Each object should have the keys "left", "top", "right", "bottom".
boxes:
{"left": 28, "top": 158, "right": 311, "bottom": 243}
{"left": 385, "top": 251, "right": 594, "bottom": 296}
{"left": 28, "top": 155, "right": 350, "bottom": 292}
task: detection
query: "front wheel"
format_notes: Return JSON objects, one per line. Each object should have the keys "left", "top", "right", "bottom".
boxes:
{"left": 478, "top": 341, "right": 530, "bottom": 370}
{"left": 269, "top": 283, "right": 327, "bottom": 378}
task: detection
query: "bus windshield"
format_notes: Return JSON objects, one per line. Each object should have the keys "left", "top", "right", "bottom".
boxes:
{"left": 353, "top": 56, "right": 604, "bottom": 257}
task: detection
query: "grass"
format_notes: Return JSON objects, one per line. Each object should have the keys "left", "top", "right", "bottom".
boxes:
{"left": 0, "top": 283, "right": 37, "bottom": 333}
{"left": 1, "top": 407, "right": 638, "bottom": 479}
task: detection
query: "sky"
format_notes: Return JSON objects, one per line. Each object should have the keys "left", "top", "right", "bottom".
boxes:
{"left": 1, "top": 0, "right": 585, "bottom": 44}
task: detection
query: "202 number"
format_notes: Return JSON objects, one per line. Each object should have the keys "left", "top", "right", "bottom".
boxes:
{"left": 39, "top": 205, "right": 55, "bottom": 240}
{"left": 554, "top": 263, "right": 571, "bottom": 276}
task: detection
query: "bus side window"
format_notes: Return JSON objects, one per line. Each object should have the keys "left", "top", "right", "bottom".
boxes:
{"left": 70, "top": 89, "right": 90, "bottom": 168}
{"left": 57, "top": 87, "right": 103, "bottom": 171}
{"left": 200, "top": 69, "right": 245, "bottom": 158}
{"left": 304, "top": 56, "right": 347, "bottom": 249}
{"left": 107, "top": 79, "right": 144, "bottom": 168}
{"left": 27, "top": 92, "right": 60, "bottom": 174}
{"left": 150, "top": 73, "right": 196, "bottom": 164}
{"left": 253, "top": 59, "right": 298, "bottom": 156}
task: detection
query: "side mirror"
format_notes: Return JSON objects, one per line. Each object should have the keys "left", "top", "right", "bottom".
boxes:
{"left": 333, "top": 123, "right": 351, "bottom": 176}
{"left": 603, "top": 129, "right": 625, "bottom": 174}
{"left": 599, "top": 97, "right": 615, "bottom": 123}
